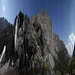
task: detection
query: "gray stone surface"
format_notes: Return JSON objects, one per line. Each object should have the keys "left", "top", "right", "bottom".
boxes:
{"left": 0, "top": 11, "right": 68, "bottom": 74}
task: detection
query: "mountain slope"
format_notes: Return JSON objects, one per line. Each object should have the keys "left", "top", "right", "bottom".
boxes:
{"left": 0, "top": 17, "right": 11, "bottom": 32}
{"left": 0, "top": 11, "right": 69, "bottom": 75}
{"left": 0, "top": 18, "right": 15, "bottom": 63}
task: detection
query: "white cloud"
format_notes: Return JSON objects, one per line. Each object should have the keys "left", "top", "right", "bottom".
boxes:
{"left": 66, "top": 33, "right": 75, "bottom": 56}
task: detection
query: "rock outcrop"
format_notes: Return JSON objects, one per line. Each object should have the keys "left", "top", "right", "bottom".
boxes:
{"left": 0, "top": 17, "right": 10, "bottom": 31}
{"left": 14, "top": 11, "right": 55, "bottom": 71}
{"left": 0, "top": 11, "right": 69, "bottom": 75}
{"left": 0, "top": 18, "right": 15, "bottom": 64}
{"left": 14, "top": 11, "right": 69, "bottom": 71}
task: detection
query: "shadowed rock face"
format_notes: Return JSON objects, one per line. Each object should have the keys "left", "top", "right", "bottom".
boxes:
{"left": 0, "top": 18, "right": 15, "bottom": 63}
{"left": 71, "top": 45, "right": 75, "bottom": 75}
{"left": 0, "top": 18, "right": 10, "bottom": 31}
{"left": 52, "top": 34, "right": 67, "bottom": 59}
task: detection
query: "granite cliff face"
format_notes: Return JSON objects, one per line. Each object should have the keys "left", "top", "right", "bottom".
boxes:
{"left": 14, "top": 11, "right": 55, "bottom": 71}
{"left": 0, "top": 11, "right": 69, "bottom": 75}
{"left": 14, "top": 11, "right": 68, "bottom": 71}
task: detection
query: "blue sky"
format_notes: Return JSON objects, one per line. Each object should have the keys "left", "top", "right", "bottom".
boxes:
{"left": 0, "top": 0, "right": 75, "bottom": 56}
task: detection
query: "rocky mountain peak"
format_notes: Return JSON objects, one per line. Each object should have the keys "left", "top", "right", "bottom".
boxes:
{"left": 0, "top": 11, "right": 69, "bottom": 75}
{"left": 13, "top": 11, "right": 69, "bottom": 71}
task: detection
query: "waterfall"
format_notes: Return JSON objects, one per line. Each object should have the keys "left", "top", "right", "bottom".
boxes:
{"left": 0, "top": 45, "right": 6, "bottom": 63}
{"left": 14, "top": 17, "right": 19, "bottom": 51}
{"left": 23, "top": 19, "right": 25, "bottom": 32}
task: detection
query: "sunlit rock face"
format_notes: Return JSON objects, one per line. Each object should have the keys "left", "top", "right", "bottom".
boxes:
{"left": 14, "top": 11, "right": 55, "bottom": 70}
{"left": 31, "top": 11, "right": 53, "bottom": 55}
{"left": 30, "top": 11, "right": 55, "bottom": 69}
{"left": 52, "top": 34, "right": 61, "bottom": 59}
{"left": 31, "top": 11, "right": 68, "bottom": 69}
{"left": 37, "top": 11, "right": 53, "bottom": 57}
